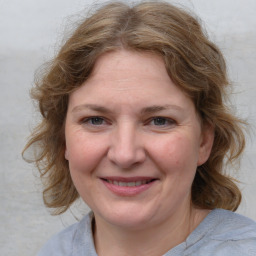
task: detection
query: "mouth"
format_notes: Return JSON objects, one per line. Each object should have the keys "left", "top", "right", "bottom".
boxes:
{"left": 100, "top": 176, "right": 158, "bottom": 196}
{"left": 103, "top": 179, "right": 155, "bottom": 187}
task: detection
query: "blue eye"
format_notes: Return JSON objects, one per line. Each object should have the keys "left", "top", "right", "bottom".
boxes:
{"left": 150, "top": 117, "right": 176, "bottom": 127}
{"left": 83, "top": 117, "right": 105, "bottom": 125}
{"left": 153, "top": 117, "right": 168, "bottom": 126}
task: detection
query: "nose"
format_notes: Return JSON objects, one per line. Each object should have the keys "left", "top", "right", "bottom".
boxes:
{"left": 107, "top": 123, "right": 146, "bottom": 169}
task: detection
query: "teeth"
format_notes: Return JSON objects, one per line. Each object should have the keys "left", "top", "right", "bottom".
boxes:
{"left": 127, "top": 182, "right": 135, "bottom": 187}
{"left": 119, "top": 182, "right": 127, "bottom": 187}
{"left": 106, "top": 179, "right": 151, "bottom": 187}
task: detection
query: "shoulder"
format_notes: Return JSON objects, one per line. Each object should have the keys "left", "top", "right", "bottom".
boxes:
{"left": 37, "top": 212, "right": 96, "bottom": 256}
{"left": 186, "top": 209, "right": 256, "bottom": 256}
{"left": 209, "top": 209, "right": 256, "bottom": 240}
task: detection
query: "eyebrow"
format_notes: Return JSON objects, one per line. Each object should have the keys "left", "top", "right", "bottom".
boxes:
{"left": 71, "top": 104, "right": 184, "bottom": 114}
{"left": 141, "top": 104, "right": 184, "bottom": 114}
{"left": 72, "top": 104, "right": 110, "bottom": 114}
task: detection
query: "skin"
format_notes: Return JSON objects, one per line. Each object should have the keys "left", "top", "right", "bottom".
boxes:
{"left": 65, "top": 50, "right": 214, "bottom": 255}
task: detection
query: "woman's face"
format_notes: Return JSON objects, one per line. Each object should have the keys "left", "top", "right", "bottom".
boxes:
{"left": 65, "top": 50, "right": 213, "bottom": 230}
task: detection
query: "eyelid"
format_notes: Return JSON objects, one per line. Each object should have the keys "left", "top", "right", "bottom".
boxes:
{"left": 79, "top": 115, "right": 176, "bottom": 127}
{"left": 80, "top": 116, "right": 109, "bottom": 126}
{"left": 147, "top": 116, "right": 177, "bottom": 126}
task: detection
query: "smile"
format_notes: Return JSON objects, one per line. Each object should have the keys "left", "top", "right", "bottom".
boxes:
{"left": 105, "top": 179, "right": 153, "bottom": 187}
{"left": 100, "top": 177, "right": 157, "bottom": 196}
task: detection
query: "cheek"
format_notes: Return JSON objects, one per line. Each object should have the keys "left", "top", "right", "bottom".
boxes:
{"left": 66, "top": 132, "right": 107, "bottom": 175}
{"left": 151, "top": 134, "right": 200, "bottom": 174}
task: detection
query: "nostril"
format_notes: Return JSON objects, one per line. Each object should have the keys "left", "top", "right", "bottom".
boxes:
{"left": 107, "top": 149, "right": 145, "bottom": 169}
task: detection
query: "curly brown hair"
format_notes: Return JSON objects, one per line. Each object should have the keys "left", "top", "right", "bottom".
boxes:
{"left": 23, "top": 1, "right": 246, "bottom": 215}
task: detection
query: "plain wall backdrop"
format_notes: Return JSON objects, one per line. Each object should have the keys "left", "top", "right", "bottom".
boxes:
{"left": 0, "top": 0, "right": 256, "bottom": 255}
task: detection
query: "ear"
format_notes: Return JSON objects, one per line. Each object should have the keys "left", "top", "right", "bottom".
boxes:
{"left": 197, "top": 123, "right": 214, "bottom": 166}
{"left": 65, "top": 148, "right": 69, "bottom": 160}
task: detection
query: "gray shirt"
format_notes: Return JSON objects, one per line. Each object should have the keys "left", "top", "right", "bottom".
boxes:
{"left": 38, "top": 209, "right": 256, "bottom": 256}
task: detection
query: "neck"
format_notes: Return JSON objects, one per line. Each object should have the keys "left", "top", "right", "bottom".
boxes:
{"left": 93, "top": 206, "right": 210, "bottom": 256}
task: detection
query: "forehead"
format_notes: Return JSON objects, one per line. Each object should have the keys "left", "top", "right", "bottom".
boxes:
{"left": 68, "top": 50, "right": 194, "bottom": 113}
{"left": 90, "top": 50, "right": 169, "bottom": 83}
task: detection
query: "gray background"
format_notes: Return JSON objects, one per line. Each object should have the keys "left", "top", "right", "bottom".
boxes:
{"left": 0, "top": 0, "right": 255, "bottom": 255}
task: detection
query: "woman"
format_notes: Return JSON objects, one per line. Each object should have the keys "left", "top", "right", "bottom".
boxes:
{"left": 23, "top": 1, "right": 256, "bottom": 255}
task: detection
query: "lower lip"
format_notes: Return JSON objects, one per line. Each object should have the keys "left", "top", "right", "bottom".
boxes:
{"left": 101, "top": 179, "right": 156, "bottom": 196}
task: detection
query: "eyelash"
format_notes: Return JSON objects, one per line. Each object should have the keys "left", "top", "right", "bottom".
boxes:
{"left": 81, "top": 116, "right": 107, "bottom": 126}
{"left": 148, "top": 117, "right": 176, "bottom": 127}
{"left": 81, "top": 116, "right": 176, "bottom": 128}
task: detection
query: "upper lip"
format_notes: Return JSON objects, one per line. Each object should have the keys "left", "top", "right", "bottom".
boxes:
{"left": 100, "top": 176, "right": 158, "bottom": 182}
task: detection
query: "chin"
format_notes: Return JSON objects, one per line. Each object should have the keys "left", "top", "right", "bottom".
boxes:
{"left": 95, "top": 207, "right": 157, "bottom": 231}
